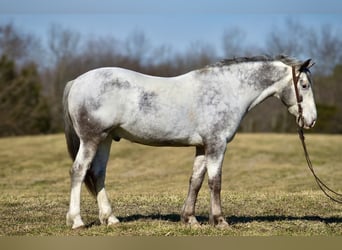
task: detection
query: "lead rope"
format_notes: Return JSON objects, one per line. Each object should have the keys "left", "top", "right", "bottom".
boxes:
{"left": 292, "top": 66, "right": 342, "bottom": 203}
{"left": 297, "top": 127, "right": 342, "bottom": 203}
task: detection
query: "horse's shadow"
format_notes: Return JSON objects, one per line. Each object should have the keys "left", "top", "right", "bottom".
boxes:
{"left": 227, "top": 215, "right": 342, "bottom": 224}
{"left": 85, "top": 214, "right": 342, "bottom": 228}
{"left": 118, "top": 214, "right": 342, "bottom": 225}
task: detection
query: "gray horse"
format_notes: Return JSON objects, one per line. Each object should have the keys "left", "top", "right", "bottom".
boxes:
{"left": 63, "top": 55, "right": 317, "bottom": 229}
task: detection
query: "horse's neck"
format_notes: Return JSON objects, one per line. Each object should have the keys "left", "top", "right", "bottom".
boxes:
{"left": 196, "top": 62, "right": 289, "bottom": 113}
{"left": 234, "top": 63, "right": 290, "bottom": 112}
{"left": 247, "top": 84, "right": 278, "bottom": 111}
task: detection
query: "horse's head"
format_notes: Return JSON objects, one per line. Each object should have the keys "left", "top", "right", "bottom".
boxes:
{"left": 280, "top": 59, "right": 317, "bottom": 129}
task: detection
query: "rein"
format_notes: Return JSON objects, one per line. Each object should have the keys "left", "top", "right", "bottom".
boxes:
{"left": 292, "top": 66, "right": 342, "bottom": 203}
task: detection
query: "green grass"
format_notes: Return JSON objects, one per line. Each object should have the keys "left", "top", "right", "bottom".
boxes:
{"left": 0, "top": 133, "right": 342, "bottom": 235}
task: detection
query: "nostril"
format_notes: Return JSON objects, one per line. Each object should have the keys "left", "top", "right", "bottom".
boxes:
{"left": 310, "top": 119, "right": 316, "bottom": 128}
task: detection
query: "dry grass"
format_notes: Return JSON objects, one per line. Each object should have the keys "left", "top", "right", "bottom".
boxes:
{"left": 0, "top": 133, "right": 342, "bottom": 235}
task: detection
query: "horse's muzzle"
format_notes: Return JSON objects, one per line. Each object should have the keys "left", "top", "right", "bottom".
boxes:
{"left": 308, "top": 119, "right": 316, "bottom": 129}
{"left": 299, "top": 117, "right": 316, "bottom": 130}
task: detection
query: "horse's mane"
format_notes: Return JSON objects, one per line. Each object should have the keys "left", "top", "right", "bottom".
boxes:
{"left": 209, "top": 54, "right": 302, "bottom": 68}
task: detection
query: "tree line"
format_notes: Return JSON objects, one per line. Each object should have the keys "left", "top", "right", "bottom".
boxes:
{"left": 0, "top": 20, "right": 341, "bottom": 136}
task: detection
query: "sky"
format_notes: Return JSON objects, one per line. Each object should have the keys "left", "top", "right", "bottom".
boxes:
{"left": 0, "top": 0, "right": 341, "bottom": 56}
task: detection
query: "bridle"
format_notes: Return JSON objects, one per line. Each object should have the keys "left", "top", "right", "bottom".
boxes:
{"left": 291, "top": 66, "right": 304, "bottom": 128}
{"left": 292, "top": 65, "right": 342, "bottom": 203}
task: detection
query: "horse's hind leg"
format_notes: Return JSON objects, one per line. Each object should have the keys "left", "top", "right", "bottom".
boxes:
{"left": 67, "top": 139, "right": 98, "bottom": 229}
{"left": 181, "top": 146, "right": 206, "bottom": 227}
{"left": 87, "top": 136, "right": 119, "bottom": 226}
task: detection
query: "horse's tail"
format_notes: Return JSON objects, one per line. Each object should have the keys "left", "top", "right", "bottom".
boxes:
{"left": 63, "top": 81, "right": 97, "bottom": 198}
{"left": 63, "top": 80, "right": 80, "bottom": 161}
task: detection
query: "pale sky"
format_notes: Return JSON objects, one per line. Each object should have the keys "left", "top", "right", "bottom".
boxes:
{"left": 0, "top": 0, "right": 341, "bottom": 55}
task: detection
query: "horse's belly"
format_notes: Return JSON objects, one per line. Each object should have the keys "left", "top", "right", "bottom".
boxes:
{"left": 112, "top": 126, "right": 203, "bottom": 147}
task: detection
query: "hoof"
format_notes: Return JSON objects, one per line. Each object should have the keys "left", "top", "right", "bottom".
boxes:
{"left": 215, "top": 220, "right": 230, "bottom": 229}
{"left": 100, "top": 214, "right": 120, "bottom": 226}
{"left": 190, "top": 222, "right": 202, "bottom": 229}
{"left": 188, "top": 216, "right": 201, "bottom": 228}
{"left": 71, "top": 221, "right": 86, "bottom": 230}
{"left": 73, "top": 224, "right": 86, "bottom": 230}
{"left": 210, "top": 216, "right": 230, "bottom": 229}
{"left": 67, "top": 213, "right": 85, "bottom": 229}
{"left": 182, "top": 215, "right": 201, "bottom": 229}
{"left": 215, "top": 217, "right": 230, "bottom": 229}
{"left": 107, "top": 215, "right": 120, "bottom": 227}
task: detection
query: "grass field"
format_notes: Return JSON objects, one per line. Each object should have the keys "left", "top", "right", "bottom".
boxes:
{"left": 0, "top": 133, "right": 342, "bottom": 236}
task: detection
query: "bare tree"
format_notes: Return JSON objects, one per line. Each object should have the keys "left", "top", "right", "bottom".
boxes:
{"left": 48, "top": 24, "right": 80, "bottom": 64}
{"left": 125, "top": 29, "right": 151, "bottom": 66}
{"left": 45, "top": 24, "right": 81, "bottom": 131}
{"left": 222, "top": 27, "right": 246, "bottom": 58}
{"left": 266, "top": 19, "right": 342, "bottom": 75}
{"left": 0, "top": 23, "right": 42, "bottom": 66}
{"left": 266, "top": 19, "right": 305, "bottom": 56}
{"left": 173, "top": 41, "right": 217, "bottom": 74}
{"left": 305, "top": 24, "right": 342, "bottom": 75}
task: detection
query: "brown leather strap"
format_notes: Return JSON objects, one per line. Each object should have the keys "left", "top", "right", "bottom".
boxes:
{"left": 292, "top": 66, "right": 304, "bottom": 127}
{"left": 298, "top": 127, "right": 342, "bottom": 203}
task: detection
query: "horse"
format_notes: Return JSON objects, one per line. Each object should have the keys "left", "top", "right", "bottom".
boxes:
{"left": 63, "top": 55, "right": 317, "bottom": 229}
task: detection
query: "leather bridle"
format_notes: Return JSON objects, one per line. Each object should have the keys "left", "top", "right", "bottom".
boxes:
{"left": 291, "top": 65, "right": 304, "bottom": 128}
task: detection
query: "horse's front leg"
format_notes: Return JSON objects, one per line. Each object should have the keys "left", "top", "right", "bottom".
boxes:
{"left": 206, "top": 140, "right": 229, "bottom": 228}
{"left": 181, "top": 146, "right": 206, "bottom": 227}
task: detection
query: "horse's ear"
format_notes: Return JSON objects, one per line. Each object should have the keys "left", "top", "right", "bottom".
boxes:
{"left": 308, "top": 60, "right": 315, "bottom": 69}
{"left": 299, "top": 59, "right": 314, "bottom": 72}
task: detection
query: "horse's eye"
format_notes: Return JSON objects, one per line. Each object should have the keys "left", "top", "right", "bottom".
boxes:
{"left": 300, "top": 80, "right": 309, "bottom": 89}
